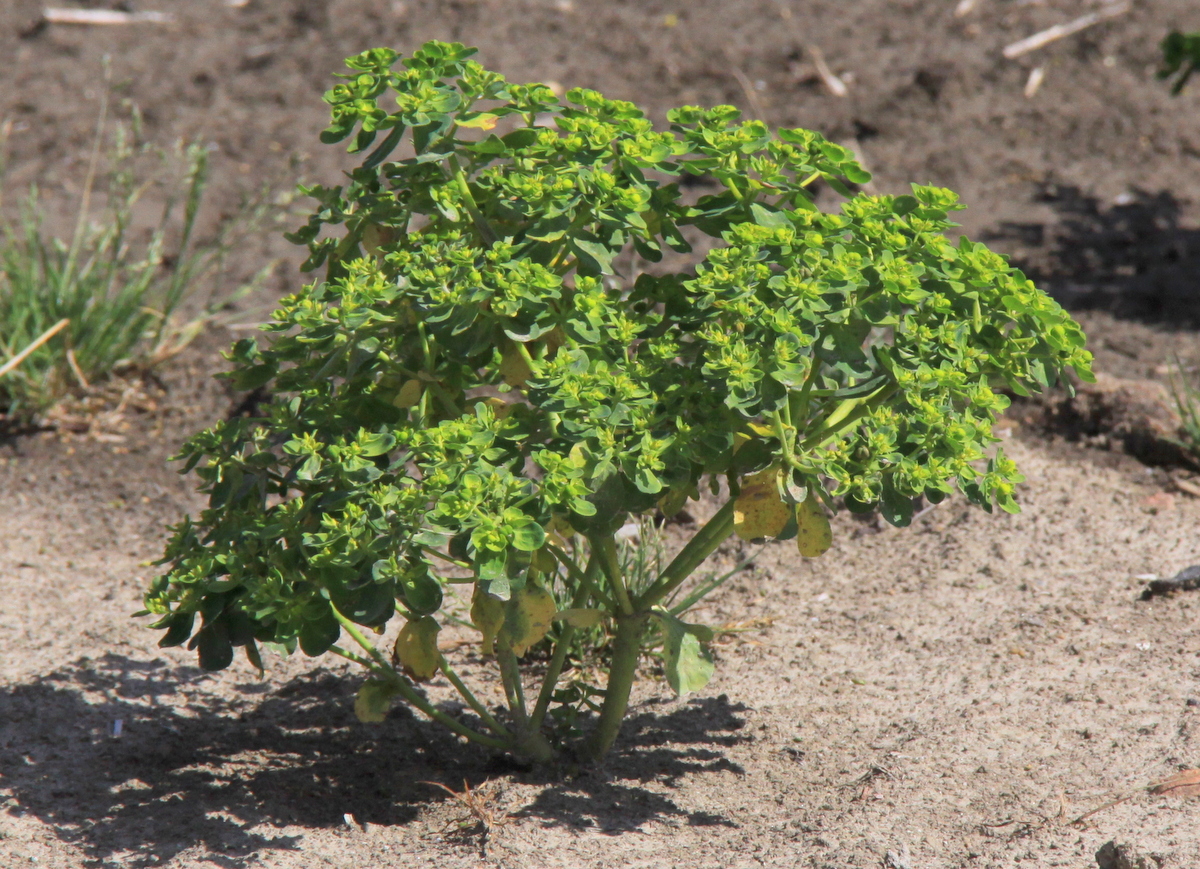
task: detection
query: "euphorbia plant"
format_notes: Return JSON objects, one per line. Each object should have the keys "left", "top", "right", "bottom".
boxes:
{"left": 143, "top": 41, "right": 1093, "bottom": 762}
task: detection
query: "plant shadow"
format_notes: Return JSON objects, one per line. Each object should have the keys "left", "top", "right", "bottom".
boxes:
{"left": 515, "top": 694, "right": 749, "bottom": 834}
{"left": 0, "top": 655, "right": 745, "bottom": 865}
{"left": 984, "top": 184, "right": 1200, "bottom": 327}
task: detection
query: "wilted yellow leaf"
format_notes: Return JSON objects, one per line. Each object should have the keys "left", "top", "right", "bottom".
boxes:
{"left": 734, "top": 468, "right": 789, "bottom": 540}
{"left": 393, "top": 379, "right": 423, "bottom": 408}
{"left": 393, "top": 616, "right": 441, "bottom": 681}
{"left": 354, "top": 678, "right": 399, "bottom": 724}
{"left": 499, "top": 342, "right": 533, "bottom": 387}
{"left": 555, "top": 607, "right": 604, "bottom": 628}
{"left": 457, "top": 112, "right": 499, "bottom": 130}
{"left": 483, "top": 396, "right": 515, "bottom": 419}
{"left": 471, "top": 585, "right": 506, "bottom": 655}
{"left": 497, "top": 584, "right": 557, "bottom": 656}
{"left": 361, "top": 223, "right": 396, "bottom": 257}
{"left": 796, "top": 489, "right": 832, "bottom": 557}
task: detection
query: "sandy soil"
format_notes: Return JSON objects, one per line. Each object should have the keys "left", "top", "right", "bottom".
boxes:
{"left": 3, "top": 2, "right": 1200, "bottom": 867}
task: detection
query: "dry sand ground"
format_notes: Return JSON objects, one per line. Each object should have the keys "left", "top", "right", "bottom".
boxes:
{"left": 4, "top": 1, "right": 1200, "bottom": 867}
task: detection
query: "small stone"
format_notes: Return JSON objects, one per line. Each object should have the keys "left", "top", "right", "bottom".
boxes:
{"left": 1140, "top": 491, "right": 1175, "bottom": 513}
{"left": 1186, "top": 698, "right": 1199, "bottom": 708}
{"left": 1095, "top": 840, "right": 1155, "bottom": 869}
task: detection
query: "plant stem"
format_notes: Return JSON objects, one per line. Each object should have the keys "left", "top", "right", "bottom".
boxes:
{"left": 436, "top": 651, "right": 511, "bottom": 738}
{"left": 592, "top": 534, "right": 635, "bottom": 616}
{"left": 636, "top": 497, "right": 738, "bottom": 609}
{"left": 583, "top": 611, "right": 648, "bottom": 761}
{"left": 497, "top": 647, "right": 528, "bottom": 723}
{"left": 449, "top": 157, "right": 497, "bottom": 247}
{"left": 328, "top": 644, "right": 509, "bottom": 751}
{"left": 547, "top": 543, "right": 616, "bottom": 611}
{"left": 494, "top": 645, "right": 555, "bottom": 762}
{"left": 331, "top": 605, "right": 394, "bottom": 670}
{"left": 797, "top": 384, "right": 897, "bottom": 452}
{"left": 529, "top": 553, "right": 602, "bottom": 730}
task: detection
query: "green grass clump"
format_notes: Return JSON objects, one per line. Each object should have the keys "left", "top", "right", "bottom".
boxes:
{"left": 0, "top": 107, "right": 257, "bottom": 420}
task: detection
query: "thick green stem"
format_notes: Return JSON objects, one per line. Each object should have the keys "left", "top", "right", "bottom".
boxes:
{"left": 592, "top": 534, "right": 635, "bottom": 615}
{"left": 496, "top": 648, "right": 554, "bottom": 762}
{"left": 636, "top": 498, "right": 738, "bottom": 609}
{"left": 449, "top": 157, "right": 497, "bottom": 247}
{"left": 530, "top": 554, "right": 602, "bottom": 730}
{"left": 497, "top": 647, "right": 528, "bottom": 723}
{"left": 583, "top": 611, "right": 648, "bottom": 761}
{"left": 797, "top": 384, "right": 898, "bottom": 453}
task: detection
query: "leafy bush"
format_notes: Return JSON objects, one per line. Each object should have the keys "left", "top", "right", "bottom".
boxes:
{"left": 144, "top": 41, "right": 1094, "bottom": 762}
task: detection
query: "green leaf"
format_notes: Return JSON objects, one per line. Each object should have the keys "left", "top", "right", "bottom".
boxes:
{"left": 399, "top": 564, "right": 443, "bottom": 615}
{"left": 657, "top": 611, "right": 715, "bottom": 696}
{"left": 570, "top": 238, "right": 616, "bottom": 275}
{"left": 299, "top": 611, "right": 341, "bottom": 656}
{"left": 354, "top": 678, "right": 400, "bottom": 724}
{"left": 329, "top": 580, "right": 396, "bottom": 627}
{"left": 156, "top": 611, "right": 195, "bottom": 648}
{"left": 509, "top": 518, "right": 547, "bottom": 552}
{"left": 191, "top": 620, "right": 234, "bottom": 672}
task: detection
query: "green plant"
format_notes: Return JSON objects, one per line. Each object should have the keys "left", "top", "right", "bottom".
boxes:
{"left": 1166, "top": 359, "right": 1200, "bottom": 467}
{"left": 1160, "top": 30, "right": 1200, "bottom": 94}
{"left": 143, "top": 41, "right": 1094, "bottom": 763}
{"left": 0, "top": 100, "right": 261, "bottom": 418}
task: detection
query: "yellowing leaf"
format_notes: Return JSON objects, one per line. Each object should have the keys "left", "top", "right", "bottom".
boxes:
{"left": 499, "top": 342, "right": 532, "bottom": 387}
{"left": 457, "top": 112, "right": 499, "bottom": 130}
{"left": 471, "top": 585, "right": 506, "bottom": 655}
{"left": 483, "top": 396, "right": 514, "bottom": 419}
{"left": 657, "top": 611, "right": 714, "bottom": 696}
{"left": 555, "top": 607, "right": 604, "bottom": 628}
{"left": 796, "top": 489, "right": 832, "bottom": 557}
{"left": 734, "top": 468, "right": 789, "bottom": 540}
{"left": 354, "top": 678, "right": 400, "bottom": 724}
{"left": 497, "top": 584, "right": 556, "bottom": 656}
{"left": 361, "top": 223, "right": 396, "bottom": 257}
{"left": 393, "top": 616, "right": 441, "bottom": 681}
{"left": 393, "top": 379, "right": 423, "bottom": 408}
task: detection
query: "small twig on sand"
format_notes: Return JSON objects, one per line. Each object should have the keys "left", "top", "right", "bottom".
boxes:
{"left": 422, "top": 779, "right": 509, "bottom": 856}
{"left": 1024, "top": 66, "right": 1046, "bottom": 98}
{"left": 1003, "top": 2, "right": 1130, "bottom": 60}
{"left": 728, "top": 63, "right": 769, "bottom": 122}
{"left": 0, "top": 318, "right": 70, "bottom": 380}
{"left": 1071, "top": 792, "right": 1137, "bottom": 826}
{"left": 43, "top": 9, "right": 174, "bottom": 25}
{"left": 1140, "top": 565, "right": 1200, "bottom": 600}
{"left": 1171, "top": 474, "right": 1200, "bottom": 499}
{"left": 807, "top": 44, "right": 849, "bottom": 97}
{"left": 771, "top": 3, "right": 847, "bottom": 98}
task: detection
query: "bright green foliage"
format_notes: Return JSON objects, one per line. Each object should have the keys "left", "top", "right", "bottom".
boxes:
{"left": 144, "top": 41, "right": 1093, "bottom": 761}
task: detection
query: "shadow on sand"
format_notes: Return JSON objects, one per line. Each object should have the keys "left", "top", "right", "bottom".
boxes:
{"left": 985, "top": 183, "right": 1200, "bottom": 327}
{"left": 0, "top": 654, "right": 747, "bottom": 866}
